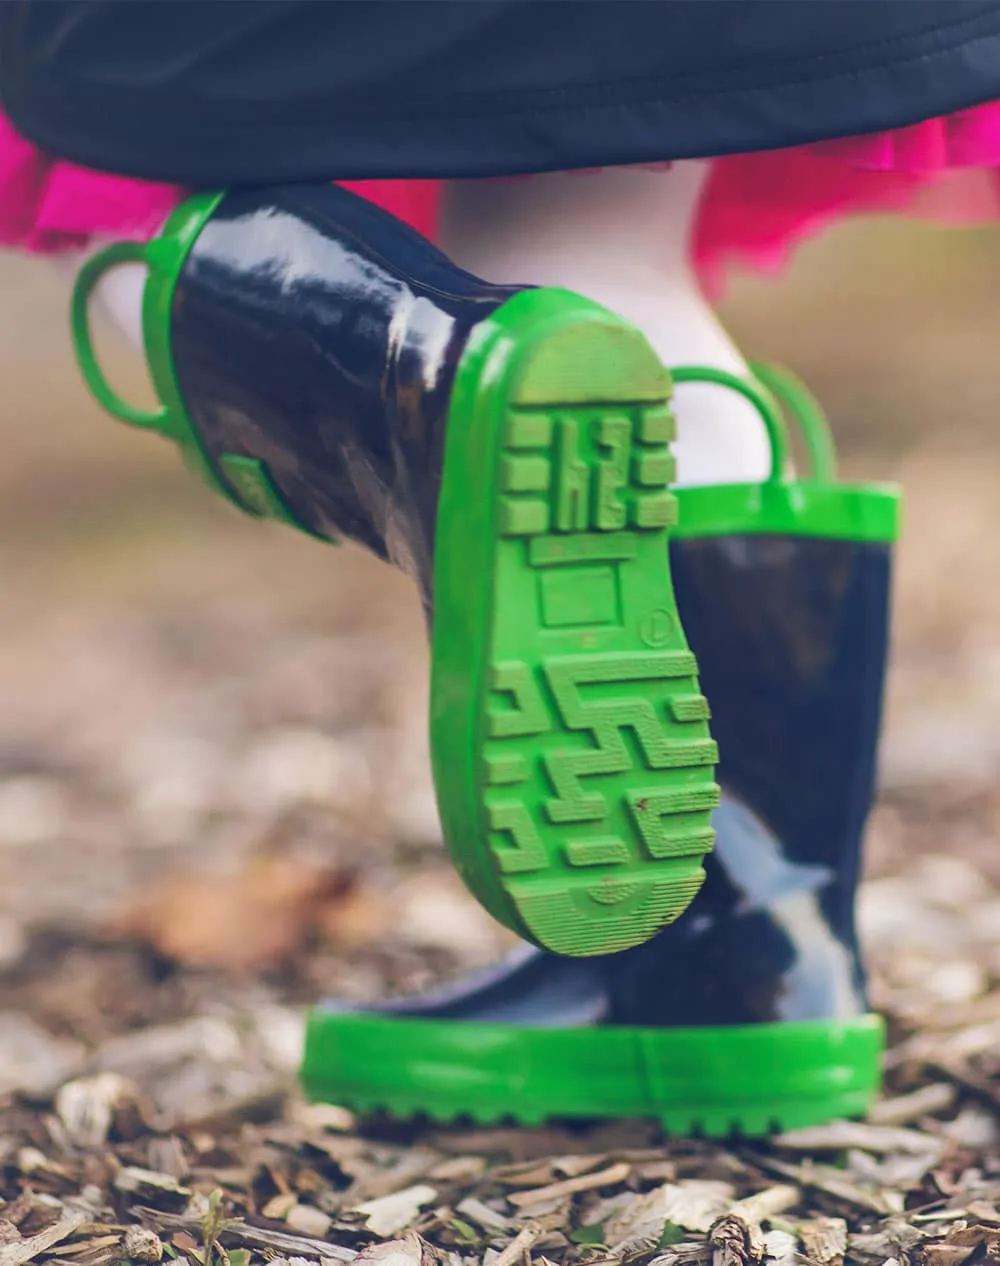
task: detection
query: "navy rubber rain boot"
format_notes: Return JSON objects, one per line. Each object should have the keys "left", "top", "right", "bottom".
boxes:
{"left": 71, "top": 184, "right": 720, "bottom": 959}
{"left": 301, "top": 369, "right": 901, "bottom": 1136}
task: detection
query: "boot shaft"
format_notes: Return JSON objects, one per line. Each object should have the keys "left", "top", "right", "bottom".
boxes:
{"left": 606, "top": 390, "right": 898, "bottom": 1026}
{"left": 675, "top": 531, "right": 890, "bottom": 938}
{"left": 171, "top": 185, "right": 518, "bottom": 584}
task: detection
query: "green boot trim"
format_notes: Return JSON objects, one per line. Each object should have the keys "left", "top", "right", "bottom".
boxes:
{"left": 70, "top": 193, "right": 325, "bottom": 539}
{"left": 431, "top": 288, "right": 718, "bottom": 956}
{"left": 301, "top": 1010, "right": 884, "bottom": 1136}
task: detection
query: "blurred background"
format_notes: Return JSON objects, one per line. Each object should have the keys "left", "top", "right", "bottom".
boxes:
{"left": 1, "top": 216, "right": 1000, "bottom": 1109}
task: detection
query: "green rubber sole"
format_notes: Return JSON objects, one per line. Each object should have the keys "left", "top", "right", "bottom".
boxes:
{"left": 431, "top": 289, "right": 719, "bottom": 957}
{"left": 302, "top": 1010, "right": 884, "bottom": 1136}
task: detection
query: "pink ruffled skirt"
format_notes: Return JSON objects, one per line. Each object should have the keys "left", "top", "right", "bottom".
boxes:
{"left": 4, "top": 102, "right": 1000, "bottom": 292}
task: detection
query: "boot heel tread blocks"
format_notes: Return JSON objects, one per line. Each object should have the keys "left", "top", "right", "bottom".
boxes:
{"left": 488, "top": 405, "right": 717, "bottom": 954}
{"left": 437, "top": 298, "right": 720, "bottom": 957}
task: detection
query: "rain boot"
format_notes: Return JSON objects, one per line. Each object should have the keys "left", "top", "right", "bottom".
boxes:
{"left": 70, "top": 184, "right": 719, "bottom": 959}
{"left": 300, "top": 367, "right": 901, "bottom": 1135}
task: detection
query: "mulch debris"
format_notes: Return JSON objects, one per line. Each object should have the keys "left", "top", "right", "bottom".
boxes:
{"left": 0, "top": 895, "right": 998, "bottom": 1266}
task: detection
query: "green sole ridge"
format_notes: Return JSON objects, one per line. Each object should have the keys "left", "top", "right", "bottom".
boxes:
{"left": 301, "top": 1012, "right": 884, "bottom": 1138}
{"left": 297, "top": 1098, "right": 867, "bottom": 1138}
{"left": 431, "top": 289, "right": 719, "bottom": 956}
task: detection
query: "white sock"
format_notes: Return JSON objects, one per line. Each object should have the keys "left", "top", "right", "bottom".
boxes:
{"left": 55, "top": 243, "right": 150, "bottom": 354}
{"left": 438, "top": 162, "right": 771, "bottom": 487}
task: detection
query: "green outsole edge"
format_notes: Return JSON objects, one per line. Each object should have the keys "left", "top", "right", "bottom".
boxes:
{"left": 300, "top": 1011, "right": 885, "bottom": 1136}
{"left": 429, "top": 288, "right": 720, "bottom": 956}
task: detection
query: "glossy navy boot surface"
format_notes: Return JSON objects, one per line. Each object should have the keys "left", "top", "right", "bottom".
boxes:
{"left": 170, "top": 184, "right": 520, "bottom": 602}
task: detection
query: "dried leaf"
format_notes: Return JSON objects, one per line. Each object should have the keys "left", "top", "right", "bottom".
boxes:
{"left": 965, "top": 1205, "right": 1000, "bottom": 1226}
{"left": 263, "top": 1194, "right": 300, "bottom": 1222}
{"left": 760, "top": 1159, "right": 897, "bottom": 1216}
{"left": 285, "top": 1206, "right": 333, "bottom": 1240}
{"left": 454, "top": 1200, "right": 511, "bottom": 1234}
{"left": 0, "top": 1212, "right": 85, "bottom": 1266}
{"left": 353, "top": 1186, "right": 438, "bottom": 1238}
{"left": 867, "top": 1085, "right": 957, "bottom": 1127}
{"left": 507, "top": 1164, "right": 632, "bottom": 1210}
{"left": 799, "top": 1217, "right": 848, "bottom": 1266}
{"left": 123, "top": 1227, "right": 165, "bottom": 1263}
{"left": 604, "top": 1185, "right": 680, "bottom": 1250}
{"left": 551, "top": 1157, "right": 606, "bottom": 1180}
{"left": 942, "top": 1225, "right": 1000, "bottom": 1251}
{"left": 774, "top": 1122, "right": 944, "bottom": 1158}
{"left": 345, "top": 1152, "right": 439, "bottom": 1203}
{"left": 146, "top": 1138, "right": 189, "bottom": 1182}
{"left": 132, "top": 1209, "right": 356, "bottom": 1263}
{"left": 636, "top": 1162, "right": 679, "bottom": 1184}
{"left": 517, "top": 1198, "right": 571, "bottom": 1231}
{"left": 56, "top": 1073, "right": 141, "bottom": 1149}
{"left": 490, "top": 1224, "right": 543, "bottom": 1266}
{"left": 649, "top": 1243, "right": 712, "bottom": 1266}
{"left": 114, "top": 1168, "right": 192, "bottom": 1212}
{"left": 923, "top": 1245, "right": 977, "bottom": 1266}
{"left": 427, "top": 1158, "right": 487, "bottom": 1184}
{"left": 761, "top": 1230, "right": 797, "bottom": 1266}
{"left": 658, "top": 1184, "right": 736, "bottom": 1235}
{"left": 728, "top": 1187, "right": 799, "bottom": 1226}
{"left": 353, "top": 1235, "right": 435, "bottom": 1266}
{"left": 847, "top": 1218, "right": 925, "bottom": 1264}
{"left": 111, "top": 857, "right": 352, "bottom": 973}
{"left": 709, "top": 1215, "right": 763, "bottom": 1266}
{"left": 491, "top": 1162, "right": 559, "bottom": 1189}
{"left": 58, "top": 1233, "right": 125, "bottom": 1266}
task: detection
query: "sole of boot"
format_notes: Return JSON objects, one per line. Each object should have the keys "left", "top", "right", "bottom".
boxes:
{"left": 431, "top": 288, "right": 719, "bottom": 956}
{"left": 301, "top": 1010, "right": 884, "bottom": 1135}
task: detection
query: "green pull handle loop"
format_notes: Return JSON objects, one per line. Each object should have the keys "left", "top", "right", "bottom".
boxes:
{"left": 670, "top": 362, "right": 836, "bottom": 485}
{"left": 670, "top": 365, "right": 791, "bottom": 483}
{"left": 70, "top": 240, "right": 173, "bottom": 434}
{"left": 750, "top": 361, "right": 837, "bottom": 483}
{"left": 67, "top": 192, "right": 333, "bottom": 543}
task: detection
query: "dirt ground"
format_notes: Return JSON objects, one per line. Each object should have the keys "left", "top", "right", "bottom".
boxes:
{"left": 1, "top": 216, "right": 1000, "bottom": 1266}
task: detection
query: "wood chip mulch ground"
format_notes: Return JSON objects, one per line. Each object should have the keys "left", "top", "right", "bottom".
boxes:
{"left": 1, "top": 809, "right": 999, "bottom": 1266}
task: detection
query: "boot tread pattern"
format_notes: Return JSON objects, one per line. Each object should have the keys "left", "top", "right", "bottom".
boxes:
{"left": 483, "top": 387, "right": 718, "bottom": 956}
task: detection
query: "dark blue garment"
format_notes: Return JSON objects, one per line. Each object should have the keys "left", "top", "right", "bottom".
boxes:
{"left": 2, "top": 1, "right": 1000, "bottom": 183}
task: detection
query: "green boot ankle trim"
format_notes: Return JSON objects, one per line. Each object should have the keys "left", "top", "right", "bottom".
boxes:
{"left": 301, "top": 1010, "right": 884, "bottom": 1137}
{"left": 70, "top": 192, "right": 325, "bottom": 538}
{"left": 675, "top": 480, "right": 900, "bottom": 543}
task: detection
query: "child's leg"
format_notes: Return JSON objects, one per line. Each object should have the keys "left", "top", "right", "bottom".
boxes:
{"left": 439, "top": 161, "right": 771, "bottom": 487}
